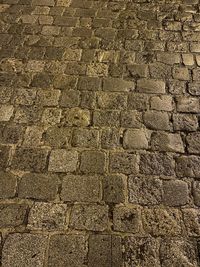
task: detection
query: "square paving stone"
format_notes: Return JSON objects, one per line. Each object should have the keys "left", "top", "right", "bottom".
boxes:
{"left": 2, "top": 233, "right": 48, "bottom": 267}
{"left": 48, "top": 234, "right": 87, "bottom": 267}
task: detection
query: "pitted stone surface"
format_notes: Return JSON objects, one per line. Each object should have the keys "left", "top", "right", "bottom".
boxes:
{"left": 1, "top": 0, "right": 200, "bottom": 266}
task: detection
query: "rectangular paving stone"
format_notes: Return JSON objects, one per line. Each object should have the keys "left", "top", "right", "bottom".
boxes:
{"left": 18, "top": 173, "right": 59, "bottom": 200}
{"left": 2, "top": 233, "right": 48, "bottom": 267}
{"left": 88, "top": 235, "right": 122, "bottom": 267}
{"left": 61, "top": 175, "right": 101, "bottom": 202}
{"left": 48, "top": 235, "right": 87, "bottom": 267}
{"left": 0, "top": 171, "right": 17, "bottom": 199}
{"left": 48, "top": 149, "right": 78, "bottom": 173}
{"left": 69, "top": 204, "right": 109, "bottom": 231}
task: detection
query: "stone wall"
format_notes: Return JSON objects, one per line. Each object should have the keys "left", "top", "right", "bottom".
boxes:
{"left": 0, "top": 0, "right": 200, "bottom": 266}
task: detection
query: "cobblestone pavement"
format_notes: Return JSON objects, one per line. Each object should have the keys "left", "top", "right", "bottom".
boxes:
{"left": 0, "top": 0, "right": 200, "bottom": 266}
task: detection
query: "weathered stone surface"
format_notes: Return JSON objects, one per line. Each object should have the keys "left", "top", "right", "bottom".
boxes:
{"left": 48, "top": 235, "right": 87, "bottom": 267}
{"left": 61, "top": 175, "right": 101, "bottom": 202}
{"left": 103, "top": 174, "right": 125, "bottom": 204}
{"left": 110, "top": 152, "right": 138, "bottom": 174}
{"left": 137, "top": 79, "right": 166, "bottom": 94}
{"left": 12, "top": 148, "right": 49, "bottom": 172}
{"left": 44, "top": 126, "right": 72, "bottom": 148}
{"left": 176, "top": 156, "right": 200, "bottom": 178}
{"left": 144, "top": 111, "right": 170, "bottom": 130}
{"left": 128, "top": 176, "right": 162, "bottom": 205}
{"left": 140, "top": 153, "right": 174, "bottom": 176}
{"left": 182, "top": 209, "right": 200, "bottom": 236}
{"left": 176, "top": 96, "right": 200, "bottom": 113}
{"left": 64, "top": 108, "right": 91, "bottom": 127}
{"left": 28, "top": 202, "right": 68, "bottom": 231}
{"left": 151, "top": 132, "right": 184, "bottom": 153}
{"left": 72, "top": 128, "right": 99, "bottom": 148}
{"left": 163, "top": 180, "right": 189, "bottom": 206}
{"left": 93, "top": 110, "right": 120, "bottom": 127}
{"left": 150, "top": 95, "right": 173, "bottom": 111}
{"left": 193, "top": 181, "right": 200, "bottom": 206}
{"left": 173, "top": 113, "right": 198, "bottom": 131}
{"left": 124, "top": 237, "right": 160, "bottom": 267}
{"left": 160, "top": 238, "right": 198, "bottom": 267}
{"left": 113, "top": 206, "right": 141, "bottom": 233}
{"left": 0, "top": 171, "right": 17, "bottom": 198}
{"left": 0, "top": 204, "right": 27, "bottom": 228}
{"left": 186, "top": 132, "right": 200, "bottom": 154}
{"left": 2, "top": 234, "right": 48, "bottom": 267}
{"left": 103, "top": 78, "right": 134, "bottom": 91}
{"left": 88, "top": 235, "right": 122, "bottom": 267}
{"left": 142, "top": 208, "right": 182, "bottom": 236}
{"left": 48, "top": 149, "right": 78, "bottom": 173}
{"left": 121, "top": 110, "right": 142, "bottom": 128}
{"left": 101, "top": 128, "right": 121, "bottom": 149}
{"left": 18, "top": 173, "right": 59, "bottom": 200}
{"left": 80, "top": 151, "right": 106, "bottom": 174}
{"left": 123, "top": 129, "right": 148, "bottom": 150}
{"left": 70, "top": 204, "right": 109, "bottom": 231}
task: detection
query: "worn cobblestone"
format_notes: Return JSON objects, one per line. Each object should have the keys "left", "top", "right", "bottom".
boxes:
{"left": 1, "top": 0, "right": 200, "bottom": 265}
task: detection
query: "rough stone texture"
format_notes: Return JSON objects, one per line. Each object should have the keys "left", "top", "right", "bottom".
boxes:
{"left": 1, "top": 0, "right": 200, "bottom": 265}
{"left": 48, "top": 235, "right": 87, "bottom": 267}
{"left": 2, "top": 234, "right": 48, "bottom": 267}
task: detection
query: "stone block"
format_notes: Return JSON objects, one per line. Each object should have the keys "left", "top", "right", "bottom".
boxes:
{"left": 23, "top": 126, "right": 44, "bottom": 147}
{"left": 193, "top": 181, "right": 200, "bottom": 206}
{"left": 163, "top": 180, "right": 189, "bottom": 206}
{"left": 140, "top": 153, "right": 175, "bottom": 176}
{"left": 173, "top": 114, "right": 198, "bottom": 131}
{"left": 93, "top": 110, "right": 120, "bottom": 127}
{"left": 44, "top": 126, "right": 72, "bottom": 147}
{"left": 36, "top": 89, "right": 61, "bottom": 106}
{"left": 101, "top": 128, "right": 121, "bottom": 149}
{"left": 176, "top": 96, "right": 200, "bottom": 113}
{"left": 113, "top": 206, "right": 141, "bottom": 233}
{"left": 0, "top": 105, "right": 14, "bottom": 121}
{"left": 142, "top": 208, "right": 182, "bottom": 236}
{"left": 48, "top": 149, "right": 78, "bottom": 173}
{"left": 128, "top": 93, "right": 149, "bottom": 110}
{"left": 123, "top": 129, "right": 148, "bottom": 150}
{"left": 124, "top": 237, "right": 160, "bottom": 267}
{"left": 78, "top": 77, "right": 101, "bottom": 91}
{"left": 0, "top": 172, "right": 17, "bottom": 199}
{"left": 2, "top": 234, "right": 48, "bottom": 267}
{"left": 48, "top": 235, "right": 87, "bottom": 267}
{"left": 150, "top": 95, "right": 173, "bottom": 111}
{"left": 97, "top": 92, "right": 127, "bottom": 110}
{"left": 87, "top": 63, "right": 108, "bottom": 77}
{"left": 18, "top": 173, "right": 59, "bottom": 200}
{"left": 64, "top": 108, "right": 91, "bottom": 127}
{"left": 72, "top": 128, "right": 99, "bottom": 148}
{"left": 176, "top": 156, "right": 200, "bottom": 178}
{"left": 188, "top": 82, "right": 200, "bottom": 96}
{"left": 109, "top": 152, "right": 138, "bottom": 174}
{"left": 80, "top": 151, "right": 106, "bottom": 174}
{"left": 137, "top": 79, "right": 166, "bottom": 94}
{"left": 88, "top": 235, "right": 122, "bottom": 267}
{"left": 103, "top": 78, "right": 134, "bottom": 92}
{"left": 151, "top": 132, "right": 184, "bottom": 153}
{"left": 144, "top": 111, "right": 170, "bottom": 130}
{"left": 0, "top": 204, "right": 27, "bottom": 228}
{"left": 28, "top": 202, "right": 68, "bottom": 231}
{"left": 121, "top": 110, "right": 142, "bottom": 128}
{"left": 61, "top": 175, "right": 101, "bottom": 202}
{"left": 12, "top": 148, "right": 48, "bottom": 172}
{"left": 160, "top": 238, "right": 198, "bottom": 266}
{"left": 128, "top": 176, "right": 162, "bottom": 205}
{"left": 186, "top": 132, "right": 200, "bottom": 154}
{"left": 60, "top": 90, "right": 80, "bottom": 108}
{"left": 41, "top": 108, "right": 62, "bottom": 126}
{"left": 183, "top": 209, "right": 200, "bottom": 236}
{"left": 103, "top": 174, "right": 125, "bottom": 204}
{"left": 70, "top": 204, "right": 109, "bottom": 231}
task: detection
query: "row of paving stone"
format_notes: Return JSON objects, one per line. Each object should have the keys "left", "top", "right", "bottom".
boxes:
{"left": 1, "top": 233, "right": 200, "bottom": 267}
{"left": 1, "top": 0, "right": 200, "bottom": 266}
